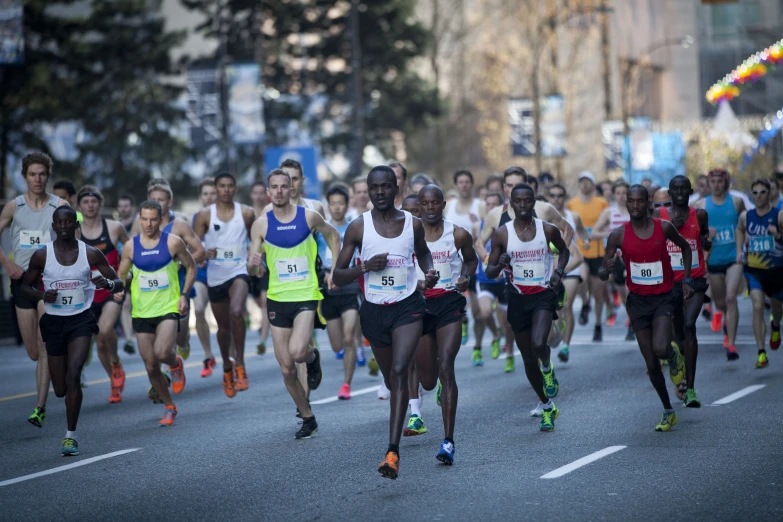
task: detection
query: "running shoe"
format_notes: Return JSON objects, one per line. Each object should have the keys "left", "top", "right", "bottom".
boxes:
{"left": 490, "top": 338, "right": 501, "bottom": 359}
{"left": 368, "top": 357, "right": 380, "bottom": 376}
{"left": 684, "top": 388, "right": 701, "bottom": 408}
{"left": 710, "top": 311, "right": 723, "bottom": 333}
{"left": 111, "top": 361, "right": 125, "bottom": 391}
{"left": 504, "top": 356, "right": 515, "bottom": 373}
{"left": 295, "top": 416, "right": 318, "bottom": 439}
{"left": 170, "top": 356, "right": 186, "bottom": 394}
{"left": 356, "top": 347, "right": 367, "bottom": 367}
{"left": 675, "top": 380, "right": 687, "bottom": 402}
{"left": 336, "top": 349, "right": 345, "bottom": 360}
{"left": 148, "top": 371, "right": 171, "bottom": 403}
{"left": 625, "top": 327, "right": 635, "bottom": 341}
{"left": 256, "top": 343, "right": 266, "bottom": 355}
{"left": 80, "top": 372, "right": 88, "bottom": 388}
{"left": 178, "top": 342, "right": 191, "bottom": 361}
{"left": 530, "top": 401, "right": 544, "bottom": 417}
{"left": 378, "top": 451, "right": 400, "bottom": 480}
{"left": 159, "top": 405, "right": 177, "bottom": 427}
{"left": 306, "top": 348, "right": 323, "bottom": 390}
{"left": 436, "top": 380, "right": 442, "bottom": 407}
{"left": 612, "top": 290, "right": 621, "bottom": 308}
{"left": 701, "top": 304, "right": 712, "bottom": 322}
{"left": 338, "top": 383, "right": 351, "bottom": 400}
{"left": 461, "top": 320, "right": 468, "bottom": 345}
{"left": 62, "top": 438, "right": 79, "bottom": 456}
{"left": 28, "top": 407, "right": 45, "bottom": 428}
{"left": 606, "top": 313, "right": 617, "bottom": 327}
{"left": 436, "top": 440, "right": 455, "bottom": 465}
{"left": 403, "top": 414, "right": 427, "bottom": 436}
{"left": 539, "top": 403, "right": 560, "bottom": 432}
{"left": 726, "top": 345, "right": 739, "bottom": 361}
{"left": 235, "top": 365, "right": 249, "bottom": 391}
{"left": 541, "top": 364, "right": 559, "bottom": 398}
{"left": 770, "top": 321, "right": 781, "bottom": 350}
{"left": 593, "top": 325, "right": 602, "bottom": 342}
{"left": 377, "top": 384, "right": 390, "bottom": 400}
{"left": 472, "top": 349, "right": 484, "bottom": 366}
{"left": 655, "top": 410, "right": 678, "bottom": 432}
{"left": 109, "top": 387, "right": 122, "bottom": 403}
{"left": 557, "top": 345, "right": 570, "bottom": 363}
{"left": 123, "top": 341, "right": 135, "bottom": 355}
{"left": 578, "top": 304, "right": 590, "bottom": 326}
{"left": 668, "top": 343, "right": 685, "bottom": 386}
{"left": 200, "top": 357, "right": 215, "bottom": 378}
{"left": 756, "top": 351, "right": 769, "bottom": 369}
{"left": 223, "top": 363, "right": 237, "bottom": 398}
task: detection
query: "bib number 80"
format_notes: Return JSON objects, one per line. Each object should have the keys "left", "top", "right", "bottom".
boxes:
{"left": 640, "top": 269, "right": 652, "bottom": 277}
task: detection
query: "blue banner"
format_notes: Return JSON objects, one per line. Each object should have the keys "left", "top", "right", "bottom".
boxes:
{"left": 264, "top": 146, "right": 320, "bottom": 200}
{"left": 0, "top": 0, "right": 23, "bottom": 65}
{"left": 226, "top": 64, "right": 265, "bottom": 145}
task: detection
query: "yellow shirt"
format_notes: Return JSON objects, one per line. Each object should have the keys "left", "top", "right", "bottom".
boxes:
{"left": 567, "top": 196, "right": 609, "bottom": 258}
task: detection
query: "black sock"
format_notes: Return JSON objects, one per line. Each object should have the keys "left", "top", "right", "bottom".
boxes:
{"left": 388, "top": 444, "right": 399, "bottom": 455}
{"left": 445, "top": 438, "right": 454, "bottom": 445}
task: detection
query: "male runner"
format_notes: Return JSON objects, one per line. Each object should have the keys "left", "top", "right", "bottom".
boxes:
{"left": 280, "top": 158, "right": 326, "bottom": 216}
{"left": 348, "top": 177, "right": 372, "bottom": 220}
{"left": 485, "top": 183, "right": 569, "bottom": 432}
{"left": 248, "top": 168, "right": 339, "bottom": 437}
{"left": 693, "top": 168, "right": 745, "bottom": 359}
{"left": 194, "top": 173, "right": 255, "bottom": 396}
{"left": 118, "top": 201, "right": 195, "bottom": 426}
{"left": 117, "top": 194, "right": 137, "bottom": 354}
{"left": 656, "top": 176, "right": 710, "bottom": 406}
{"left": 249, "top": 180, "right": 271, "bottom": 355}
{"left": 736, "top": 178, "right": 783, "bottom": 369}
{"left": 600, "top": 185, "right": 690, "bottom": 431}
{"left": 317, "top": 185, "right": 362, "bottom": 399}
{"left": 407, "top": 184, "right": 478, "bottom": 464}
{"left": 77, "top": 186, "right": 129, "bottom": 403}
{"left": 688, "top": 175, "right": 709, "bottom": 204}
{"left": 567, "top": 171, "right": 609, "bottom": 341}
{"left": 0, "top": 152, "right": 69, "bottom": 427}
{"left": 333, "top": 165, "right": 438, "bottom": 479}
{"left": 389, "top": 162, "right": 410, "bottom": 209}
{"left": 22, "top": 206, "right": 124, "bottom": 454}
{"left": 193, "top": 179, "right": 218, "bottom": 376}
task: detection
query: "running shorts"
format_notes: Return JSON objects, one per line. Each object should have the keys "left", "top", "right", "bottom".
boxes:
{"left": 423, "top": 292, "right": 467, "bottom": 335}
{"left": 507, "top": 289, "right": 559, "bottom": 333}
{"left": 360, "top": 291, "right": 425, "bottom": 347}
{"left": 40, "top": 310, "right": 99, "bottom": 356}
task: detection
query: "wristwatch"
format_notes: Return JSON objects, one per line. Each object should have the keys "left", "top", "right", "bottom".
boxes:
{"left": 682, "top": 277, "right": 695, "bottom": 287}
{"left": 554, "top": 268, "right": 565, "bottom": 277}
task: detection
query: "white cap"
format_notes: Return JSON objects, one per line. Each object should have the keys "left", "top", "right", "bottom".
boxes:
{"left": 577, "top": 171, "right": 595, "bottom": 184}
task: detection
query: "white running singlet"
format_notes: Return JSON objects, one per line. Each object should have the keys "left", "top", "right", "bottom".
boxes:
{"left": 42, "top": 241, "right": 95, "bottom": 316}
{"left": 504, "top": 219, "right": 554, "bottom": 295}
{"left": 203, "top": 202, "right": 249, "bottom": 287}
{"left": 444, "top": 198, "right": 480, "bottom": 237}
{"left": 610, "top": 208, "right": 630, "bottom": 231}
{"left": 423, "top": 220, "right": 463, "bottom": 299}
{"left": 359, "top": 210, "right": 418, "bottom": 305}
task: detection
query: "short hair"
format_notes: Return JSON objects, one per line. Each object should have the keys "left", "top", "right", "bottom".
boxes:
{"left": 214, "top": 172, "right": 236, "bottom": 185}
{"left": 548, "top": 183, "right": 567, "bottom": 195}
{"left": 250, "top": 180, "right": 265, "bottom": 190}
{"left": 326, "top": 184, "right": 350, "bottom": 205}
{"left": 388, "top": 162, "right": 408, "bottom": 180}
{"left": 351, "top": 177, "right": 367, "bottom": 189}
{"left": 280, "top": 159, "right": 303, "bottom": 176}
{"left": 199, "top": 178, "right": 215, "bottom": 192}
{"left": 668, "top": 176, "right": 691, "bottom": 190}
{"left": 53, "top": 206, "right": 77, "bottom": 221}
{"left": 510, "top": 183, "right": 535, "bottom": 199}
{"left": 147, "top": 177, "right": 169, "bottom": 189}
{"left": 612, "top": 180, "right": 630, "bottom": 193}
{"left": 118, "top": 194, "right": 135, "bottom": 206}
{"left": 486, "top": 192, "right": 503, "bottom": 204}
{"left": 22, "top": 152, "right": 53, "bottom": 177}
{"left": 403, "top": 193, "right": 419, "bottom": 204}
{"left": 267, "top": 168, "right": 291, "bottom": 184}
{"left": 503, "top": 166, "right": 527, "bottom": 182}
{"left": 453, "top": 169, "right": 474, "bottom": 185}
{"left": 539, "top": 171, "right": 554, "bottom": 183}
{"left": 485, "top": 174, "right": 503, "bottom": 188}
{"left": 697, "top": 174, "right": 708, "bottom": 181}
{"left": 526, "top": 174, "right": 539, "bottom": 189}
{"left": 368, "top": 165, "right": 397, "bottom": 184}
{"left": 410, "top": 173, "right": 434, "bottom": 188}
{"left": 148, "top": 183, "right": 173, "bottom": 200}
{"left": 139, "top": 200, "right": 163, "bottom": 218}
{"left": 751, "top": 178, "right": 771, "bottom": 190}
{"left": 628, "top": 184, "right": 649, "bottom": 201}
{"left": 77, "top": 185, "right": 104, "bottom": 204}
{"left": 53, "top": 180, "right": 76, "bottom": 197}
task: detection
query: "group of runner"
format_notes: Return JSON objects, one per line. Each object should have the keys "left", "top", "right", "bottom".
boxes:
{"left": 6, "top": 151, "right": 778, "bottom": 478}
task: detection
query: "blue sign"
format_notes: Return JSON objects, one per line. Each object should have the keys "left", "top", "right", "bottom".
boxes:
{"left": 264, "top": 146, "right": 320, "bottom": 200}
{"left": 0, "top": 1, "right": 23, "bottom": 65}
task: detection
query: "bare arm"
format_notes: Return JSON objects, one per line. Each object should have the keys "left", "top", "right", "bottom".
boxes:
{"left": 110, "top": 220, "right": 130, "bottom": 248}
{"left": 597, "top": 228, "right": 624, "bottom": 281}
{"left": 413, "top": 218, "right": 438, "bottom": 288}
{"left": 247, "top": 217, "right": 267, "bottom": 277}
{"left": 454, "top": 226, "right": 478, "bottom": 292}
{"left": 117, "top": 239, "right": 134, "bottom": 282}
{"left": 572, "top": 214, "right": 589, "bottom": 241}
{"left": 174, "top": 221, "right": 205, "bottom": 264}
{"left": 590, "top": 209, "right": 613, "bottom": 238}
{"left": 171, "top": 235, "right": 196, "bottom": 297}
{"left": 0, "top": 200, "right": 21, "bottom": 278}
{"left": 192, "top": 209, "right": 209, "bottom": 240}
{"left": 87, "top": 247, "right": 124, "bottom": 293}
{"left": 333, "top": 218, "right": 365, "bottom": 286}
{"left": 243, "top": 205, "right": 256, "bottom": 235}
{"left": 19, "top": 249, "right": 47, "bottom": 302}
{"left": 735, "top": 211, "right": 746, "bottom": 264}
{"left": 476, "top": 206, "right": 501, "bottom": 248}
{"left": 309, "top": 210, "right": 341, "bottom": 286}
{"left": 484, "top": 227, "right": 508, "bottom": 280}
{"left": 564, "top": 241, "right": 583, "bottom": 273}
{"left": 537, "top": 202, "right": 574, "bottom": 244}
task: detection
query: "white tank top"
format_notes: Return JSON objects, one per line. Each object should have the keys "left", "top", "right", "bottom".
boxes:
{"left": 504, "top": 219, "right": 553, "bottom": 295}
{"left": 610, "top": 208, "right": 630, "bottom": 230}
{"left": 11, "top": 194, "right": 59, "bottom": 270}
{"left": 563, "top": 210, "right": 580, "bottom": 278}
{"left": 42, "top": 241, "right": 95, "bottom": 316}
{"left": 444, "top": 198, "right": 480, "bottom": 237}
{"left": 359, "top": 210, "right": 418, "bottom": 305}
{"left": 421, "top": 221, "right": 463, "bottom": 299}
{"left": 204, "top": 202, "right": 249, "bottom": 286}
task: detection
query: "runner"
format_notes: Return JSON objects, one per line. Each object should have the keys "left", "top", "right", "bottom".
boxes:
{"left": 657, "top": 175, "right": 710, "bottom": 407}
{"left": 117, "top": 194, "right": 137, "bottom": 355}
{"left": 736, "top": 178, "right": 783, "bottom": 370}
{"left": 21, "top": 206, "right": 124, "bottom": 454}
{"left": 407, "top": 184, "right": 477, "bottom": 464}
{"left": 600, "top": 185, "right": 690, "bottom": 431}
{"left": 118, "top": 200, "right": 195, "bottom": 426}
{"left": 485, "top": 183, "right": 569, "bottom": 432}
{"left": 389, "top": 162, "right": 409, "bottom": 209}
{"left": 409, "top": 174, "right": 434, "bottom": 196}
{"left": 248, "top": 168, "right": 340, "bottom": 437}
{"left": 77, "top": 186, "right": 130, "bottom": 403}
{"left": 348, "top": 177, "right": 372, "bottom": 221}
{"left": 693, "top": 168, "right": 745, "bottom": 359}
{"left": 0, "top": 152, "right": 69, "bottom": 427}
{"left": 401, "top": 194, "right": 421, "bottom": 217}
{"left": 317, "top": 185, "right": 362, "bottom": 399}
{"left": 688, "top": 174, "right": 709, "bottom": 204}
{"left": 333, "top": 165, "right": 438, "bottom": 479}
{"left": 567, "top": 171, "right": 610, "bottom": 341}
{"left": 194, "top": 173, "right": 256, "bottom": 396}
{"left": 193, "top": 179, "right": 218, "bottom": 376}
{"left": 249, "top": 180, "right": 271, "bottom": 355}
{"left": 280, "top": 158, "right": 326, "bottom": 216}
{"left": 52, "top": 180, "right": 83, "bottom": 224}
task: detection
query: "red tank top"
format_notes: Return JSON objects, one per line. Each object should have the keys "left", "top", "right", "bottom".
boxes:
{"left": 659, "top": 207, "right": 705, "bottom": 280}
{"left": 622, "top": 218, "right": 673, "bottom": 295}
{"left": 82, "top": 219, "right": 119, "bottom": 304}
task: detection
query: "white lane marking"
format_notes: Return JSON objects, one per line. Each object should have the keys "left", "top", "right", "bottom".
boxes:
{"left": 0, "top": 448, "right": 141, "bottom": 487}
{"left": 712, "top": 384, "right": 766, "bottom": 405}
{"left": 540, "top": 446, "right": 627, "bottom": 479}
{"left": 311, "top": 385, "right": 382, "bottom": 405}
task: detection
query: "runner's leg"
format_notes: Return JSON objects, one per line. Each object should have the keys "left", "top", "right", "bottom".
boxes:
{"left": 273, "top": 310, "right": 316, "bottom": 417}
{"left": 435, "top": 321, "right": 462, "bottom": 441}
{"left": 514, "top": 328, "right": 548, "bottom": 404}
{"left": 64, "top": 336, "right": 91, "bottom": 431}
{"left": 636, "top": 318, "right": 673, "bottom": 410}
{"left": 724, "top": 264, "right": 744, "bottom": 346}
{"left": 193, "top": 281, "right": 212, "bottom": 359}
{"left": 95, "top": 302, "right": 122, "bottom": 376}
{"left": 563, "top": 278, "right": 579, "bottom": 344}
{"left": 18, "top": 304, "right": 48, "bottom": 409}
{"left": 228, "top": 278, "right": 249, "bottom": 367}
{"left": 341, "top": 309, "right": 358, "bottom": 384}
{"left": 750, "top": 289, "right": 766, "bottom": 352}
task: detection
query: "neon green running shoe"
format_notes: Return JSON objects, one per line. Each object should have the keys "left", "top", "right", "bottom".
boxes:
{"left": 504, "top": 356, "right": 515, "bottom": 373}
{"left": 368, "top": 357, "right": 380, "bottom": 376}
{"left": 461, "top": 320, "right": 468, "bottom": 345}
{"left": 541, "top": 364, "right": 559, "bottom": 398}
{"left": 539, "top": 403, "right": 560, "bottom": 432}
{"left": 436, "top": 380, "right": 442, "bottom": 407}
{"left": 490, "top": 338, "right": 501, "bottom": 359}
{"left": 403, "top": 414, "right": 427, "bottom": 436}
{"left": 684, "top": 388, "right": 701, "bottom": 408}
{"left": 668, "top": 343, "right": 685, "bottom": 386}
{"left": 62, "top": 438, "right": 79, "bottom": 456}
{"left": 178, "top": 342, "right": 191, "bottom": 361}
{"left": 655, "top": 410, "right": 678, "bottom": 432}
{"left": 472, "top": 349, "right": 484, "bottom": 367}
{"left": 148, "top": 370, "right": 172, "bottom": 404}
{"left": 28, "top": 407, "right": 45, "bottom": 428}
{"left": 756, "top": 351, "right": 769, "bottom": 369}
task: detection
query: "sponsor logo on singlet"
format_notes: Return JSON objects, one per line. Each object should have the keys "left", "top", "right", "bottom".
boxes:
{"left": 141, "top": 250, "right": 160, "bottom": 256}
{"left": 48, "top": 279, "right": 81, "bottom": 290}
{"left": 277, "top": 225, "right": 297, "bottom": 231}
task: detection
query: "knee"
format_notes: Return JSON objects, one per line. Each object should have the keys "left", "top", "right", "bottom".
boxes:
{"left": 438, "top": 360, "right": 455, "bottom": 381}
{"left": 230, "top": 303, "right": 245, "bottom": 318}
{"left": 144, "top": 360, "right": 160, "bottom": 374}
{"left": 54, "top": 386, "right": 67, "bottom": 398}
{"left": 279, "top": 364, "right": 297, "bottom": 382}
{"left": 725, "top": 293, "right": 738, "bottom": 305}
{"left": 683, "top": 318, "right": 697, "bottom": 333}
{"left": 531, "top": 341, "right": 548, "bottom": 354}
{"left": 65, "top": 368, "right": 81, "bottom": 387}
{"left": 391, "top": 361, "right": 409, "bottom": 379}
{"left": 94, "top": 333, "right": 107, "bottom": 348}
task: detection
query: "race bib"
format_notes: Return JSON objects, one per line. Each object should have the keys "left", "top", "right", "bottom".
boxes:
{"left": 433, "top": 262, "right": 453, "bottom": 289}
{"left": 20, "top": 230, "right": 46, "bottom": 249}
{"left": 215, "top": 246, "right": 242, "bottom": 265}
{"left": 276, "top": 257, "right": 309, "bottom": 282}
{"left": 368, "top": 268, "right": 407, "bottom": 295}
{"left": 630, "top": 261, "right": 663, "bottom": 285}
{"left": 669, "top": 251, "right": 700, "bottom": 271}
{"left": 512, "top": 261, "right": 546, "bottom": 286}
{"left": 52, "top": 289, "right": 85, "bottom": 309}
{"left": 748, "top": 235, "right": 774, "bottom": 253}
{"left": 139, "top": 271, "right": 170, "bottom": 292}
{"left": 713, "top": 226, "right": 735, "bottom": 246}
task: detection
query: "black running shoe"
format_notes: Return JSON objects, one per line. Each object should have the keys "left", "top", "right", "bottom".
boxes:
{"left": 625, "top": 327, "right": 635, "bottom": 341}
{"left": 295, "top": 416, "right": 318, "bottom": 439}
{"left": 579, "top": 304, "right": 590, "bottom": 326}
{"left": 306, "top": 348, "right": 323, "bottom": 390}
{"left": 593, "top": 325, "right": 602, "bottom": 342}
{"left": 295, "top": 400, "right": 310, "bottom": 419}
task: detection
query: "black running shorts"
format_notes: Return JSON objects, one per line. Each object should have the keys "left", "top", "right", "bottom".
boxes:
{"left": 40, "top": 310, "right": 99, "bottom": 357}
{"left": 320, "top": 293, "right": 359, "bottom": 321}
{"left": 507, "top": 289, "right": 559, "bottom": 333}
{"left": 626, "top": 292, "right": 675, "bottom": 332}
{"left": 360, "top": 292, "right": 426, "bottom": 347}
{"left": 423, "top": 292, "right": 467, "bottom": 335}
{"left": 267, "top": 299, "right": 320, "bottom": 328}
{"left": 208, "top": 274, "right": 250, "bottom": 303}
{"left": 132, "top": 313, "right": 180, "bottom": 334}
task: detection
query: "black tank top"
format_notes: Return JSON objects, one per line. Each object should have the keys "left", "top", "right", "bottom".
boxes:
{"left": 82, "top": 218, "right": 116, "bottom": 256}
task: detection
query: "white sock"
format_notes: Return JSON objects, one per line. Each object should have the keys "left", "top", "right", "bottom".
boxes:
{"left": 409, "top": 398, "right": 421, "bottom": 416}
{"left": 541, "top": 362, "right": 551, "bottom": 373}
{"left": 543, "top": 400, "right": 553, "bottom": 410}
{"left": 66, "top": 430, "right": 76, "bottom": 439}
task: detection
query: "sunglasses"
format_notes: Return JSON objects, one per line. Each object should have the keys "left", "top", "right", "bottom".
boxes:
{"left": 548, "top": 193, "right": 565, "bottom": 198}
{"left": 752, "top": 190, "right": 769, "bottom": 195}
{"left": 653, "top": 201, "right": 672, "bottom": 208}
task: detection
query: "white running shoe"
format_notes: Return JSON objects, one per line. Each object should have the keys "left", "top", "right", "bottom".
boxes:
{"left": 378, "top": 383, "right": 390, "bottom": 400}
{"left": 529, "top": 401, "right": 544, "bottom": 417}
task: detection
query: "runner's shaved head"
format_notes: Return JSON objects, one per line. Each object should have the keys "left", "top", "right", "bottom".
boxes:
{"left": 367, "top": 165, "right": 397, "bottom": 186}
{"left": 418, "top": 184, "right": 444, "bottom": 201}
{"left": 53, "top": 206, "right": 77, "bottom": 222}
{"left": 628, "top": 184, "right": 649, "bottom": 201}
{"left": 668, "top": 175, "right": 691, "bottom": 191}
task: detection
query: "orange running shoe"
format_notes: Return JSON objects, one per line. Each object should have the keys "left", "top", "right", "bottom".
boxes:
{"left": 338, "top": 383, "right": 351, "bottom": 400}
{"left": 111, "top": 361, "right": 126, "bottom": 391}
{"left": 606, "top": 313, "right": 617, "bottom": 327}
{"left": 108, "top": 387, "right": 122, "bottom": 403}
{"left": 378, "top": 451, "right": 400, "bottom": 480}
{"left": 612, "top": 290, "right": 621, "bottom": 308}
{"left": 159, "top": 405, "right": 177, "bottom": 427}
{"left": 223, "top": 365, "right": 237, "bottom": 398}
{"left": 235, "top": 365, "right": 249, "bottom": 391}
{"left": 170, "top": 356, "right": 186, "bottom": 394}
{"left": 710, "top": 311, "right": 724, "bottom": 333}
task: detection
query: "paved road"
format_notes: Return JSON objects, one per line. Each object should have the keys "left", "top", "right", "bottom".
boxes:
{"left": 1, "top": 297, "right": 781, "bottom": 521}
